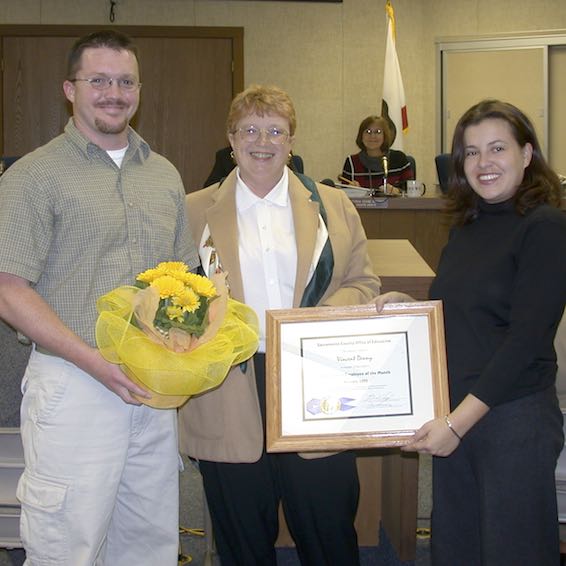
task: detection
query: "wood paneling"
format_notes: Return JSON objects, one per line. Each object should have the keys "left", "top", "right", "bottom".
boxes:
{"left": 358, "top": 205, "right": 451, "bottom": 272}
{"left": 380, "top": 450, "right": 419, "bottom": 560}
{"left": 359, "top": 198, "right": 566, "bottom": 273}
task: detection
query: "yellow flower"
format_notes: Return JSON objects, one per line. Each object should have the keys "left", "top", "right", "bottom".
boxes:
{"left": 181, "top": 272, "right": 217, "bottom": 298}
{"left": 138, "top": 262, "right": 188, "bottom": 284}
{"left": 173, "top": 287, "right": 201, "bottom": 313}
{"left": 150, "top": 275, "right": 185, "bottom": 299}
{"left": 166, "top": 305, "right": 185, "bottom": 323}
{"left": 136, "top": 268, "right": 161, "bottom": 284}
{"left": 156, "top": 261, "right": 188, "bottom": 275}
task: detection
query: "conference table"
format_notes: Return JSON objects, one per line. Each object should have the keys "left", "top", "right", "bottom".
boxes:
{"left": 354, "top": 195, "right": 449, "bottom": 272}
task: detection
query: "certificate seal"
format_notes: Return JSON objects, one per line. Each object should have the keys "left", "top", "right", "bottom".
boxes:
{"left": 320, "top": 397, "right": 342, "bottom": 415}
{"left": 306, "top": 397, "right": 356, "bottom": 415}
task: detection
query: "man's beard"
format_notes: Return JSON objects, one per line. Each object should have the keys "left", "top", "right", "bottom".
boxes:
{"left": 95, "top": 116, "right": 129, "bottom": 135}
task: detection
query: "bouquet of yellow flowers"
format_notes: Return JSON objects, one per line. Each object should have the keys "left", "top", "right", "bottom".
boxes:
{"left": 95, "top": 261, "right": 259, "bottom": 408}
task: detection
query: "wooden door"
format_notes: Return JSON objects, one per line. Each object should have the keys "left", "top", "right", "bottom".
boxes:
{"left": 0, "top": 25, "right": 243, "bottom": 191}
{"left": 2, "top": 36, "right": 75, "bottom": 153}
{"left": 134, "top": 36, "right": 233, "bottom": 191}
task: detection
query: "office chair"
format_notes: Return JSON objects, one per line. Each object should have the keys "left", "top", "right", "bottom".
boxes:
{"left": 0, "top": 156, "right": 21, "bottom": 175}
{"left": 290, "top": 154, "right": 304, "bottom": 175}
{"left": 406, "top": 154, "right": 416, "bottom": 179}
{"left": 435, "top": 153, "right": 453, "bottom": 194}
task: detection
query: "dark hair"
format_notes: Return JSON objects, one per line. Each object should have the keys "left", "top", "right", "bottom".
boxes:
{"left": 355, "top": 115, "right": 393, "bottom": 152}
{"left": 67, "top": 30, "right": 139, "bottom": 79}
{"left": 447, "top": 99, "right": 561, "bottom": 225}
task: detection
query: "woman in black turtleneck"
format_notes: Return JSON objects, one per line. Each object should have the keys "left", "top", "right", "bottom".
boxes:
{"left": 340, "top": 115, "right": 413, "bottom": 191}
{"left": 376, "top": 99, "right": 566, "bottom": 566}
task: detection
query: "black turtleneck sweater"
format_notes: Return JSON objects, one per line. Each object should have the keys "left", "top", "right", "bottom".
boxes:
{"left": 429, "top": 200, "right": 566, "bottom": 408}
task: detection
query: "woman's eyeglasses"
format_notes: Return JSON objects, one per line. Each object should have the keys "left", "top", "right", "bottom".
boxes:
{"left": 233, "top": 126, "right": 290, "bottom": 145}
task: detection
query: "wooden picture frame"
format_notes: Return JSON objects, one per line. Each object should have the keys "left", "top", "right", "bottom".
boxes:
{"left": 266, "top": 301, "right": 449, "bottom": 452}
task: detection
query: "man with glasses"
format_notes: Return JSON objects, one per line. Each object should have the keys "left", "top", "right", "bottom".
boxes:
{"left": 0, "top": 30, "right": 198, "bottom": 565}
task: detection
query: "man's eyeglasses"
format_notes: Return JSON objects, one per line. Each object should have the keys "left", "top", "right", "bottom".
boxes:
{"left": 233, "top": 126, "right": 290, "bottom": 145}
{"left": 364, "top": 128, "right": 383, "bottom": 136}
{"left": 70, "top": 76, "right": 142, "bottom": 92}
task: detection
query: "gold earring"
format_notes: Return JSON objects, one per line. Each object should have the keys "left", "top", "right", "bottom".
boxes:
{"left": 230, "top": 150, "right": 235, "bottom": 160}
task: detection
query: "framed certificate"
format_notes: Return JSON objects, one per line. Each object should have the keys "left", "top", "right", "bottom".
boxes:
{"left": 265, "top": 301, "right": 449, "bottom": 452}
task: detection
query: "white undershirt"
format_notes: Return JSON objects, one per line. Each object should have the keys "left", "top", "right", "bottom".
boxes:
{"left": 106, "top": 146, "right": 128, "bottom": 168}
{"left": 236, "top": 167, "right": 297, "bottom": 352}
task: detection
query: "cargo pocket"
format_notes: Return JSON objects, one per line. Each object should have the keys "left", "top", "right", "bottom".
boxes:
{"left": 16, "top": 470, "right": 69, "bottom": 565}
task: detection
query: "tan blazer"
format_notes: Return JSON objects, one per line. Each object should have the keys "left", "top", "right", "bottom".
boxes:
{"left": 178, "top": 169, "right": 381, "bottom": 462}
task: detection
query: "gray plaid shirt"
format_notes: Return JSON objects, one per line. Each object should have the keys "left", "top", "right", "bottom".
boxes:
{"left": 0, "top": 118, "right": 199, "bottom": 346}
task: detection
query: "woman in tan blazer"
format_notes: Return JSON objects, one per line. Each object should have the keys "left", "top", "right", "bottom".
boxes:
{"left": 179, "top": 84, "right": 381, "bottom": 566}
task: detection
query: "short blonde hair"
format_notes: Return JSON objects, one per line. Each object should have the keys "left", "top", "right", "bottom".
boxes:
{"left": 226, "top": 84, "right": 296, "bottom": 136}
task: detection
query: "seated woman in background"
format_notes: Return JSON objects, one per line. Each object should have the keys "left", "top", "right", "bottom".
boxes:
{"left": 340, "top": 115, "right": 413, "bottom": 191}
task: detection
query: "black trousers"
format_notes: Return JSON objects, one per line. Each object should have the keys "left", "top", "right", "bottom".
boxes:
{"left": 199, "top": 354, "right": 360, "bottom": 566}
{"left": 431, "top": 386, "right": 564, "bottom": 566}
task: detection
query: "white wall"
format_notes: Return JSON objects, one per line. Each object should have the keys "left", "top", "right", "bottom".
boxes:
{"left": 1, "top": 0, "right": 566, "bottom": 189}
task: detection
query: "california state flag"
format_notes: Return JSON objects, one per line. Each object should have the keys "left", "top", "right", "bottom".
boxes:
{"left": 381, "top": 0, "right": 408, "bottom": 150}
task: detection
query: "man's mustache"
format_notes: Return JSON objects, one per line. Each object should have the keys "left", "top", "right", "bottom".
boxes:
{"left": 96, "top": 99, "right": 128, "bottom": 108}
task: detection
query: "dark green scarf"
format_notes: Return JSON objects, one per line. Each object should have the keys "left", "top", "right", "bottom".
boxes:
{"left": 295, "top": 173, "right": 335, "bottom": 307}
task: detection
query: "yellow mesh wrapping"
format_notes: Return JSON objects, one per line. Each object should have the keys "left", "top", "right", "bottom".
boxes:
{"left": 95, "top": 285, "right": 259, "bottom": 409}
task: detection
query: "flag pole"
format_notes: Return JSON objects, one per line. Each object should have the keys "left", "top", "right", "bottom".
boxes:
{"left": 381, "top": 0, "right": 408, "bottom": 150}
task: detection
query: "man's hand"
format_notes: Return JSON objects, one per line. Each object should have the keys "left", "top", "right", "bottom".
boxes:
{"left": 84, "top": 349, "right": 151, "bottom": 405}
{"left": 0, "top": 272, "right": 151, "bottom": 405}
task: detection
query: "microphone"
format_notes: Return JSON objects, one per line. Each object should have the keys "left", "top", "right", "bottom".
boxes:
{"left": 381, "top": 155, "right": 389, "bottom": 194}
